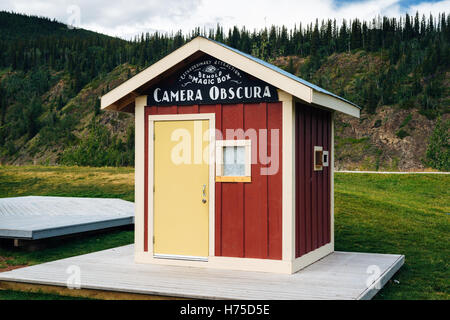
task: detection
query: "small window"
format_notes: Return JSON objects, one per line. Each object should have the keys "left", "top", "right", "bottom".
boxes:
{"left": 223, "top": 146, "right": 246, "bottom": 176}
{"left": 314, "top": 146, "right": 323, "bottom": 171}
{"left": 216, "top": 140, "right": 251, "bottom": 182}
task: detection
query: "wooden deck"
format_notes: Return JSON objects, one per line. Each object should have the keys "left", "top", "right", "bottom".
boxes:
{"left": 0, "top": 245, "right": 403, "bottom": 300}
{"left": 0, "top": 196, "right": 134, "bottom": 240}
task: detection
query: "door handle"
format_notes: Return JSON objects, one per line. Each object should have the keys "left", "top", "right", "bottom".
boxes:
{"left": 202, "top": 184, "right": 207, "bottom": 203}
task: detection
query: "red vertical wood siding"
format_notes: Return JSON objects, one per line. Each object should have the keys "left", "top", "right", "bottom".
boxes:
{"left": 304, "top": 110, "right": 312, "bottom": 253}
{"left": 295, "top": 103, "right": 331, "bottom": 258}
{"left": 144, "top": 103, "right": 283, "bottom": 260}
{"left": 243, "top": 103, "right": 268, "bottom": 258}
{"left": 199, "top": 104, "right": 222, "bottom": 256}
{"left": 267, "top": 102, "right": 283, "bottom": 260}
{"left": 311, "top": 113, "right": 318, "bottom": 250}
{"left": 221, "top": 104, "right": 245, "bottom": 257}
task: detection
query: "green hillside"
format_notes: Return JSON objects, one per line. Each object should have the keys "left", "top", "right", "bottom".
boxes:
{"left": 0, "top": 11, "right": 448, "bottom": 170}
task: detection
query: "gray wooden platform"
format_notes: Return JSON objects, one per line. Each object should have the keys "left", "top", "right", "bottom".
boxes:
{"left": 0, "top": 245, "right": 404, "bottom": 300}
{"left": 0, "top": 196, "right": 134, "bottom": 240}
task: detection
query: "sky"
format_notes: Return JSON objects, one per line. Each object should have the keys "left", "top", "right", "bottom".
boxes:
{"left": 1, "top": 0, "right": 449, "bottom": 39}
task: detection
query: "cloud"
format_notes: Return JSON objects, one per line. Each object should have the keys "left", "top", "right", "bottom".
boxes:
{"left": 408, "top": 0, "right": 450, "bottom": 16}
{"left": 192, "top": 0, "right": 402, "bottom": 31}
{"left": 1, "top": 0, "right": 449, "bottom": 39}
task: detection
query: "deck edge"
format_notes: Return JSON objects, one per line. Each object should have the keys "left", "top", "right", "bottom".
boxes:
{"left": 356, "top": 254, "right": 405, "bottom": 300}
{"left": 0, "top": 280, "right": 188, "bottom": 300}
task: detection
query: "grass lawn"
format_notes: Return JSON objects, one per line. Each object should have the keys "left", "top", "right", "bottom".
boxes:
{"left": 0, "top": 166, "right": 448, "bottom": 300}
{"left": 0, "top": 166, "right": 134, "bottom": 300}
{"left": 0, "top": 165, "right": 134, "bottom": 201}
{"left": 334, "top": 173, "right": 449, "bottom": 299}
{"left": 0, "top": 289, "right": 89, "bottom": 300}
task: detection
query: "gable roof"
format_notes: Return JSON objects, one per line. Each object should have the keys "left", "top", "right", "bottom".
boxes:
{"left": 101, "top": 36, "right": 360, "bottom": 118}
{"left": 210, "top": 39, "right": 359, "bottom": 108}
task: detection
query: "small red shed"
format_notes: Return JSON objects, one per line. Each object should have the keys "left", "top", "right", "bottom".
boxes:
{"left": 101, "top": 36, "right": 360, "bottom": 274}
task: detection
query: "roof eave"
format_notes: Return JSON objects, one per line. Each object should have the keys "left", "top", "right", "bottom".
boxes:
{"left": 100, "top": 37, "right": 202, "bottom": 111}
{"left": 311, "top": 91, "right": 360, "bottom": 118}
{"left": 101, "top": 36, "right": 360, "bottom": 118}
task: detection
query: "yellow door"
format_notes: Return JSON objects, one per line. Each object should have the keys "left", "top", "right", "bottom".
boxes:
{"left": 153, "top": 120, "right": 209, "bottom": 259}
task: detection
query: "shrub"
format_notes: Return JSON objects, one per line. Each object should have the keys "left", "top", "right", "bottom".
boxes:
{"left": 60, "top": 119, "right": 134, "bottom": 167}
{"left": 396, "top": 129, "right": 409, "bottom": 139}
{"left": 424, "top": 117, "right": 449, "bottom": 171}
{"left": 399, "top": 114, "right": 412, "bottom": 128}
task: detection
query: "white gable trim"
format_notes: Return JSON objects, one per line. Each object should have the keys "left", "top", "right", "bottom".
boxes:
{"left": 101, "top": 39, "right": 201, "bottom": 110}
{"left": 101, "top": 37, "right": 360, "bottom": 118}
{"left": 312, "top": 92, "right": 360, "bottom": 118}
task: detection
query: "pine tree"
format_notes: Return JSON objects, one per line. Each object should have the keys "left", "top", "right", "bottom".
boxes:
{"left": 0, "top": 83, "right": 6, "bottom": 126}
{"left": 1, "top": 10, "right": 450, "bottom": 166}
{"left": 310, "top": 19, "right": 321, "bottom": 70}
{"left": 57, "top": 95, "right": 64, "bottom": 110}
{"left": 94, "top": 97, "right": 101, "bottom": 116}
{"left": 350, "top": 19, "right": 362, "bottom": 50}
{"left": 365, "top": 81, "right": 378, "bottom": 114}
{"left": 286, "top": 57, "right": 295, "bottom": 74}
{"left": 24, "top": 96, "right": 42, "bottom": 139}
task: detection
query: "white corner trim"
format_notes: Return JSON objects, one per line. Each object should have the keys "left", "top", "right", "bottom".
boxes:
{"left": 134, "top": 96, "right": 147, "bottom": 254}
{"left": 330, "top": 112, "right": 335, "bottom": 249}
{"left": 279, "top": 89, "right": 295, "bottom": 262}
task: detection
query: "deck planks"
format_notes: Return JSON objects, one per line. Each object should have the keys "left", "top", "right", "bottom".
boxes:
{"left": 0, "top": 245, "right": 403, "bottom": 300}
{"left": 0, "top": 196, "right": 134, "bottom": 240}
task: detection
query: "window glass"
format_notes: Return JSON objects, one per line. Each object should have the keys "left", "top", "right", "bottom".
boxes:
{"left": 223, "top": 146, "right": 245, "bottom": 176}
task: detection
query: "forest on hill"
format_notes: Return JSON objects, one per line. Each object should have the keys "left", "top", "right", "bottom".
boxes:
{"left": 0, "top": 11, "right": 448, "bottom": 170}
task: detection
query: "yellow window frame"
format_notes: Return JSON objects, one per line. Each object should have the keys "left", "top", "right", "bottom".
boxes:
{"left": 215, "top": 139, "right": 252, "bottom": 183}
